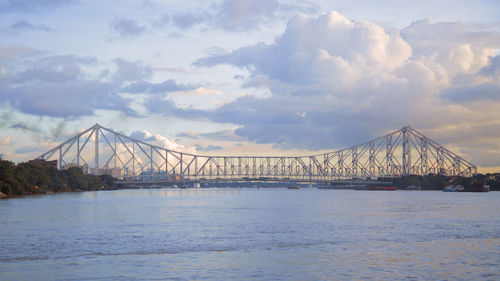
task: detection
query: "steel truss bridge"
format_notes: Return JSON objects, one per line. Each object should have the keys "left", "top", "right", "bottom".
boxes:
{"left": 37, "top": 124, "right": 477, "bottom": 182}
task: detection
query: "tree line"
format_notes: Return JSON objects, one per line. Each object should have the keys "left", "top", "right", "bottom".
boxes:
{"left": 0, "top": 159, "right": 116, "bottom": 198}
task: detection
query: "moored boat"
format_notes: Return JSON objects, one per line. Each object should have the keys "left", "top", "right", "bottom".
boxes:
{"left": 443, "top": 184, "right": 464, "bottom": 192}
{"left": 472, "top": 181, "right": 490, "bottom": 192}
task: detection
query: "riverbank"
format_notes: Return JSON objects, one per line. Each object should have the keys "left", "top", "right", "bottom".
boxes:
{"left": 0, "top": 159, "right": 116, "bottom": 199}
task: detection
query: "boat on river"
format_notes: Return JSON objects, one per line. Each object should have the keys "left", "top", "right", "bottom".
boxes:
{"left": 443, "top": 184, "right": 464, "bottom": 192}
{"left": 472, "top": 181, "right": 490, "bottom": 192}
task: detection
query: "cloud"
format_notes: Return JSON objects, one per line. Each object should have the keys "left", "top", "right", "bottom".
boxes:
{"left": 143, "top": 98, "right": 205, "bottom": 119}
{"left": 188, "top": 11, "right": 500, "bottom": 165}
{"left": 0, "top": 52, "right": 151, "bottom": 118}
{"left": 14, "top": 145, "right": 39, "bottom": 154}
{"left": 171, "top": 12, "right": 211, "bottom": 29}
{"left": 112, "top": 58, "right": 152, "bottom": 83}
{"left": 442, "top": 82, "right": 500, "bottom": 102}
{"left": 123, "top": 79, "right": 193, "bottom": 94}
{"left": 0, "top": 0, "right": 76, "bottom": 14}
{"left": 0, "top": 136, "right": 11, "bottom": 145}
{"left": 200, "top": 127, "right": 243, "bottom": 142}
{"left": 156, "top": 0, "right": 317, "bottom": 32}
{"left": 401, "top": 19, "right": 500, "bottom": 79}
{"left": 1, "top": 80, "right": 138, "bottom": 117}
{"left": 110, "top": 18, "right": 146, "bottom": 38}
{"left": 0, "top": 45, "right": 39, "bottom": 61}
{"left": 9, "top": 122, "right": 41, "bottom": 133}
{"left": 175, "top": 132, "right": 199, "bottom": 139}
{"left": 129, "top": 130, "right": 196, "bottom": 154}
{"left": 175, "top": 127, "right": 244, "bottom": 143}
{"left": 12, "top": 55, "right": 95, "bottom": 83}
{"left": 8, "top": 20, "right": 51, "bottom": 32}
{"left": 195, "top": 144, "right": 223, "bottom": 151}
{"left": 213, "top": 0, "right": 282, "bottom": 31}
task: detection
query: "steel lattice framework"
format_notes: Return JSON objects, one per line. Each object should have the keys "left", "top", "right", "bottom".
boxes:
{"left": 37, "top": 124, "right": 477, "bottom": 181}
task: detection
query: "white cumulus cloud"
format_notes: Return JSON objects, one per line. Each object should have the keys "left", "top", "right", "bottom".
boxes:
{"left": 190, "top": 11, "right": 500, "bottom": 166}
{"left": 129, "top": 130, "right": 197, "bottom": 154}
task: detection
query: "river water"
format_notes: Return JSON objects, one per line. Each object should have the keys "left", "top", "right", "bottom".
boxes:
{"left": 1, "top": 188, "right": 499, "bottom": 280}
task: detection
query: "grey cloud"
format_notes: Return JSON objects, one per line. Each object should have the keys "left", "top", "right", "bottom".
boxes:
{"left": 0, "top": 0, "right": 76, "bottom": 13}
{"left": 0, "top": 48, "right": 192, "bottom": 120}
{"left": 402, "top": 19, "right": 500, "bottom": 51}
{"left": 0, "top": 51, "right": 144, "bottom": 118}
{"left": 51, "top": 121, "right": 67, "bottom": 139}
{"left": 113, "top": 58, "right": 152, "bottom": 83}
{"left": 9, "top": 122, "right": 41, "bottom": 133}
{"left": 214, "top": 0, "right": 281, "bottom": 31}
{"left": 13, "top": 55, "right": 95, "bottom": 83}
{"left": 129, "top": 130, "right": 155, "bottom": 142}
{"left": 194, "top": 44, "right": 260, "bottom": 67}
{"left": 200, "top": 128, "right": 243, "bottom": 142}
{"left": 441, "top": 54, "right": 500, "bottom": 103}
{"left": 171, "top": 12, "right": 210, "bottom": 29}
{"left": 424, "top": 123, "right": 500, "bottom": 146}
{"left": 0, "top": 45, "right": 39, "bottom": 62}
{"left": 440, "top": 123, "right": 500, "bottom": 167}
{"left": 110, "top": 18, "right": 146, "bottom": 38}
{"left": 462, "top": 145, "right": 500, "bottom": 167}
{"left": 195, "top": 144, "right": 223, "bottom": 151}
{"left": 1, "top": 80, "right": 138, "bottom": 117}
{"left": 480, "top": 55, "right": 500, "bottom": 77}
{"left": 176, "top": 132, "right": 199, "bottom": 139}
{"left": 128, "top": 129, "right": 196, "bottom": 153}
{"left": 208, "top": 95, "right": 375, "bottom": 149}
{"left": 156, "top": 0, "right": 316, "bottom": 32}
{"left": 214, "top": 0, "right": 317, "bottom": 31}
{"left": 143, "top": 98, "right": 206, "bottom": 119}
{"left": 8, "top": 20, "right": 51, "bottom": 32}
{"left": 442, "top": 83, "right": 500, "bottom": 102}
{"left": 14, "top": 145, "right": 40, "bottom": 154}
{"left": 204, "top": 46, "right": 228, "bottom": 57}
{"left": 152, "top": 14, "right": 170, "bottom": 27}
{"left": 123, "top": 79, "right": 193, "bottom": 94}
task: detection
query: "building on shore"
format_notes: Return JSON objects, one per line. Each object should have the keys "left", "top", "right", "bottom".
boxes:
{"left": 28, "top": 159, "right": 58, "bottom": 169}
{"left": 90, "top": 167, "right": 123, "bottom": 179}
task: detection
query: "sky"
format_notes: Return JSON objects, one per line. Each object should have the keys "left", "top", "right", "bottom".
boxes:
{"left": 0, "top": 0, "right": 499, "bottom": 172}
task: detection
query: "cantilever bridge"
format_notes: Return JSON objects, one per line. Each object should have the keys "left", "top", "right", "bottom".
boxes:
{"left": 37, "top": 124, "right": 476, "bottom": 182}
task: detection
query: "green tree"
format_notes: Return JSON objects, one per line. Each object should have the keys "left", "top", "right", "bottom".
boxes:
{"left": 0, "top": 160, "right": 22, "bottom": 195}
{"left": 62, "top": 167, "right": 87, "bottom": 191}
{"left": 99, "top": 174, "right": 116, "bottom": 189}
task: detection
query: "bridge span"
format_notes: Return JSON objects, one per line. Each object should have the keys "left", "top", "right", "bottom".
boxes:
{"left": 37, "top": 124, "right": 476, "bottom": 181}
